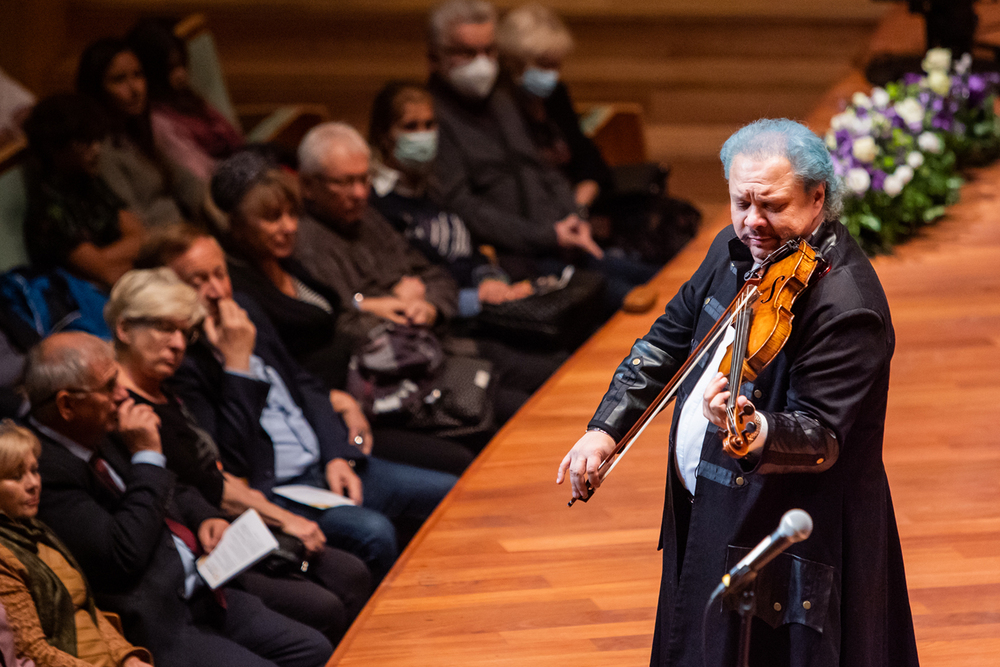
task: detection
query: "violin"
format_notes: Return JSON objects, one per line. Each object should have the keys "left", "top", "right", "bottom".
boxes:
{"left": 569, "top": 238, "right": 825, "bottom": 506}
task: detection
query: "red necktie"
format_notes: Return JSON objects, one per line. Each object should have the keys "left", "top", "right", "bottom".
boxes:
{"left": 89, "top": 456, "right": 123, "bottom": 498}
{"left": 163, "top": 517, "right": 227, "bottom": 609}
{"left": 92, "top": 456, "right": 226, "bottom": 608}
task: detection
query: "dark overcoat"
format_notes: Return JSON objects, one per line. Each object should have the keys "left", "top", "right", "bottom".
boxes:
{"left": 588, "top": 221, "right": 919, "bottom": 667}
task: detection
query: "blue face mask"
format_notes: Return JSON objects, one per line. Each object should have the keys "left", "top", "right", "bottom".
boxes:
{"left": 520, "top": 67, "right": 560, "bottom": 98}
{"left": 393, "top": 129, "right": 438, "bottom": 171}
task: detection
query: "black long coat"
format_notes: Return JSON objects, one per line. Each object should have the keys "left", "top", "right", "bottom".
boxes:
{"left": 588, "top": 221, "right": 919, "bottom": 667}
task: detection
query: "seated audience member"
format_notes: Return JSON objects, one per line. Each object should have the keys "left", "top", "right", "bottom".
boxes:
{"left": 296, "top": 122, "right": 552, "bottom": 423}
{"left": 208, "top": 151, "right": 351, "bottom": 388}
{"left": 368, "top": 81, "right": 532, "bottom": 317}
{"left": 368, "top": 82, "right": 568, "bottom": 400}
{"left": 496, "top": 4, "right": 611, "bottom": 211}
{"left": 22, "top": 94, "right": 145, "bottom": 289}
{"left": 427, "top": 0, "right": 658, "bottom": 311}
{"left": 0, "top": 604, "right": 36, "bottom": 667}
{"left": 0, "top": 420, "right": 153, "bottom": 667}
{"left": 497, "top": 5, "right": 699, "bottom": 266}
{"left": 205, "top": 151, "right": 476, "bottom": 473}
{"left": 24, "top": 332, "right": 332, "bottom": 667}
{"left": 106, "top": 268, "right": 371, "bottom": 644}
{"left": 127, "top": 19, "right": 243, "bottom": 183}
{"left": 134, "top": 232, "right": 457, "bottom": 582}
{"left": 295, "top": 122, "right": 458, "bottom": 351}
{"left": 77, "top": 37, "right": 205, "bottom": 228}
{"left": 0, "top": 66, "right": 35, "bottom": 145}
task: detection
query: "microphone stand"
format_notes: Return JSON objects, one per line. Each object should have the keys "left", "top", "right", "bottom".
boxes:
{"left": 734, "top": 587, "right": 756, "bottom": 667}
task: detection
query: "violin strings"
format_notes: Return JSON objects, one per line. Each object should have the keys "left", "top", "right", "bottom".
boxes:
{"left": 599, "top": 286, "right": 758, "bottom": 483}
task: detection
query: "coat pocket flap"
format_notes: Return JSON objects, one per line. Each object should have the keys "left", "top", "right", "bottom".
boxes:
{"left": 725, "top": 546, "right": 834, "bottom": 633}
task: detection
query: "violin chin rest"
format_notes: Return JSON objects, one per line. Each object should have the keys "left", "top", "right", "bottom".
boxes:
{"left": 623, "top": 285, "right": 659, "bottom": 313}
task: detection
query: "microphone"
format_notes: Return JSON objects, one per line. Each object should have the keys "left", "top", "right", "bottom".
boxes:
{"left": 715, "top": 509, "right": 813, "bottom": 600}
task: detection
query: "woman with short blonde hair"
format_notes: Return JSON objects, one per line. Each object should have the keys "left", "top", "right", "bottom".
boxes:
{"left": 0, "top": 420, "right": 153, "bottom": 667}
{"left": 104, "top": 267, "right": 205, "bottom": 349}
{"left": 495, "top": 4, "right": 611, "bottom": 213}
{"left": 496, "top": 3, "right": 573, "bottom": 65}
{"left": 107, "top": 266, "right": 373, "bottom": 646}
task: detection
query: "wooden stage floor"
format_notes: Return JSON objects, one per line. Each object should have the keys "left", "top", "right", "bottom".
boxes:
{"left": 328, "top": 158, "right": 1000, "bottom": 666}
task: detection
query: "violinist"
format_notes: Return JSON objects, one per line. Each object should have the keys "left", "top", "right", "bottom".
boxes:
{"left": 556, "top": 119, "right": 919, "bottom": 667}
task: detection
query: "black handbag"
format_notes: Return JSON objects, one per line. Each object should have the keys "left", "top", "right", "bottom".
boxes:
{"left": 475, "top": 267, "right": 605, "bottom": 347}
{"left": 254, "top": 531, "right": 310, "bottom": 576}
{"left": 346, "top": 324, "right": 495, "bottom": 437}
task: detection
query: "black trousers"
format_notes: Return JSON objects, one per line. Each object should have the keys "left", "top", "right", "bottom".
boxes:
{"left": 370, "top": 427, "right": 475, "bottom": 475}
{"left": 237, "top": 545, "right": 372, "bottom": 646}
{"left": 162, "top": 587, "right": 332, "bottom": 667}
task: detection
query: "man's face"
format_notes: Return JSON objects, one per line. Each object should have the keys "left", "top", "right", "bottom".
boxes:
{"left": 169, "top": 237, "right": 233, "bottom": 314}
{"left": 728, "top": 155, "right": 825, "bottom": 263}
{"left": 432, "top": 21, "right": 497, "bottom": 77}
{"left": 300, "top": 149, "right": 371, "bottom": 227}
{"left": 62, "top": 357, "right": 127, "bottom": 440}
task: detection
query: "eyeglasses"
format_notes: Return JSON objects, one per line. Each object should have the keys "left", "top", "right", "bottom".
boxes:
{"left": 442, "top": 44, "right": 498, "bottom": 61}
{"left": 317, "top": 173, "right": 372, "bottom": 189}
{"left": 126, "top": 317, "right": 200, "bottom": 345}
{"left": 32, "top": 369, "right": 120, "bottom": 409}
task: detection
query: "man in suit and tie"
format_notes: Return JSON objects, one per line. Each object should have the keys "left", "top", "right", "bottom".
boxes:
{"left": 23, "top": 331, "right": 332, "bottom": 667}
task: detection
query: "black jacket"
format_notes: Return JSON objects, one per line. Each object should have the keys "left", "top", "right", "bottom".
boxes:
{"left": 166, "top": 291, "right": 362, "bottom": 497}
{"left": 35, "top": 428, "right": 221, "bottom": 662}
{"left": 589, "top": 221, "right": 919, "bottom": 667}
{"left": 429, "top": 76, "right": 576, "bottom": 256}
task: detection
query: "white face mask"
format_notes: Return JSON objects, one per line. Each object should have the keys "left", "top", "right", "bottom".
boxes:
{"left": 447, "top": 55, "right": 499, "bottom": 100}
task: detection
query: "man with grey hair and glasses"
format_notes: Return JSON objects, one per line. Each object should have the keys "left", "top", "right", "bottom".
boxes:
{"left": 295, "top": 121, "right": 459, "bottom": 350}
{"left": 23, "top": 331, "right": 333, "bottom": 667}
{"left": 557, "top": 119, "right": 919, "bottom": 667}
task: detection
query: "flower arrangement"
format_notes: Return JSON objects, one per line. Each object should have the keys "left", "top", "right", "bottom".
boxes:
{"left": 826, "top": 49, "right": 1000, "bottom": 254}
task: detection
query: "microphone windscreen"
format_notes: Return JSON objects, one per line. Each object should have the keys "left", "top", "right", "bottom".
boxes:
{"left": 778, "top": 509, "right": 813, "bottom": 542}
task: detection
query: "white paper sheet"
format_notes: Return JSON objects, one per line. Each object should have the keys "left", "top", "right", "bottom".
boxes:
{"left": 196, "top": 509, "right": 279, "bottom": 589}
{"left": 272, "top": 484, "right": 355, "bottom": 509}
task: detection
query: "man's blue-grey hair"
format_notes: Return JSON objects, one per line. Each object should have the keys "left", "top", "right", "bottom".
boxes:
{"left": 720, "top": 118, "right": 843, "bottom": 221}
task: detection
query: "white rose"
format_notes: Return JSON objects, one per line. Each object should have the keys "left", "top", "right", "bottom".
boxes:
{"left": 906, "top": 151, "right": 924, "bottom": 169}
{"left": 845, "top": 168, "right": 871, "bottom": 195}
{"left": 917, "top": 132, "right": 943, "bottom": 154}
{"left": 883, "top": 174, "right": 904, "bottom": 197}
{"left": 926, "top": 69, "right": 952, "bottom": 96}
{"left": 852, "top": 91, "right": 872, "bottom": 108}
{"left": 922, "top": 47, "right": 952, "bottom": 73}
{"left": 830, "top": 110, "right": 854, "bottom": 132}
{"left": 895, "top": 98, "right": 925, "bottom": 128}
{"left": 851, "top": 115, "right": 873, "bottom": 135}
{"left": 852, "top": 136, "right": 878, "bottom": 163}
{"left": 869, "top": 111, "right": 888, "bottom": 131}
{"left": 871, "top": 87, "right": 890, "bottom": 109}
{"left": 825, "top": 132, "right": 837, "bottom": 150}
{"left": 894, "top": 164, "right": 914, "bottom": 185}
{"left": 955, "top": 53, "right": 972, "bottom": 76}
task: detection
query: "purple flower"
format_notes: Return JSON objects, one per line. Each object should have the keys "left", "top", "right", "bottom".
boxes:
{"left": 904, "top": 73, "right": 922, "bottom": 85}
{"left": 932, "top": 115, "right": 952, "bottom": 130}
{"left": 967, "top": 74, "right": 989, "bottom": 105}
{"left": 871, "top": 169, "right": 887, "bottom": 192}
